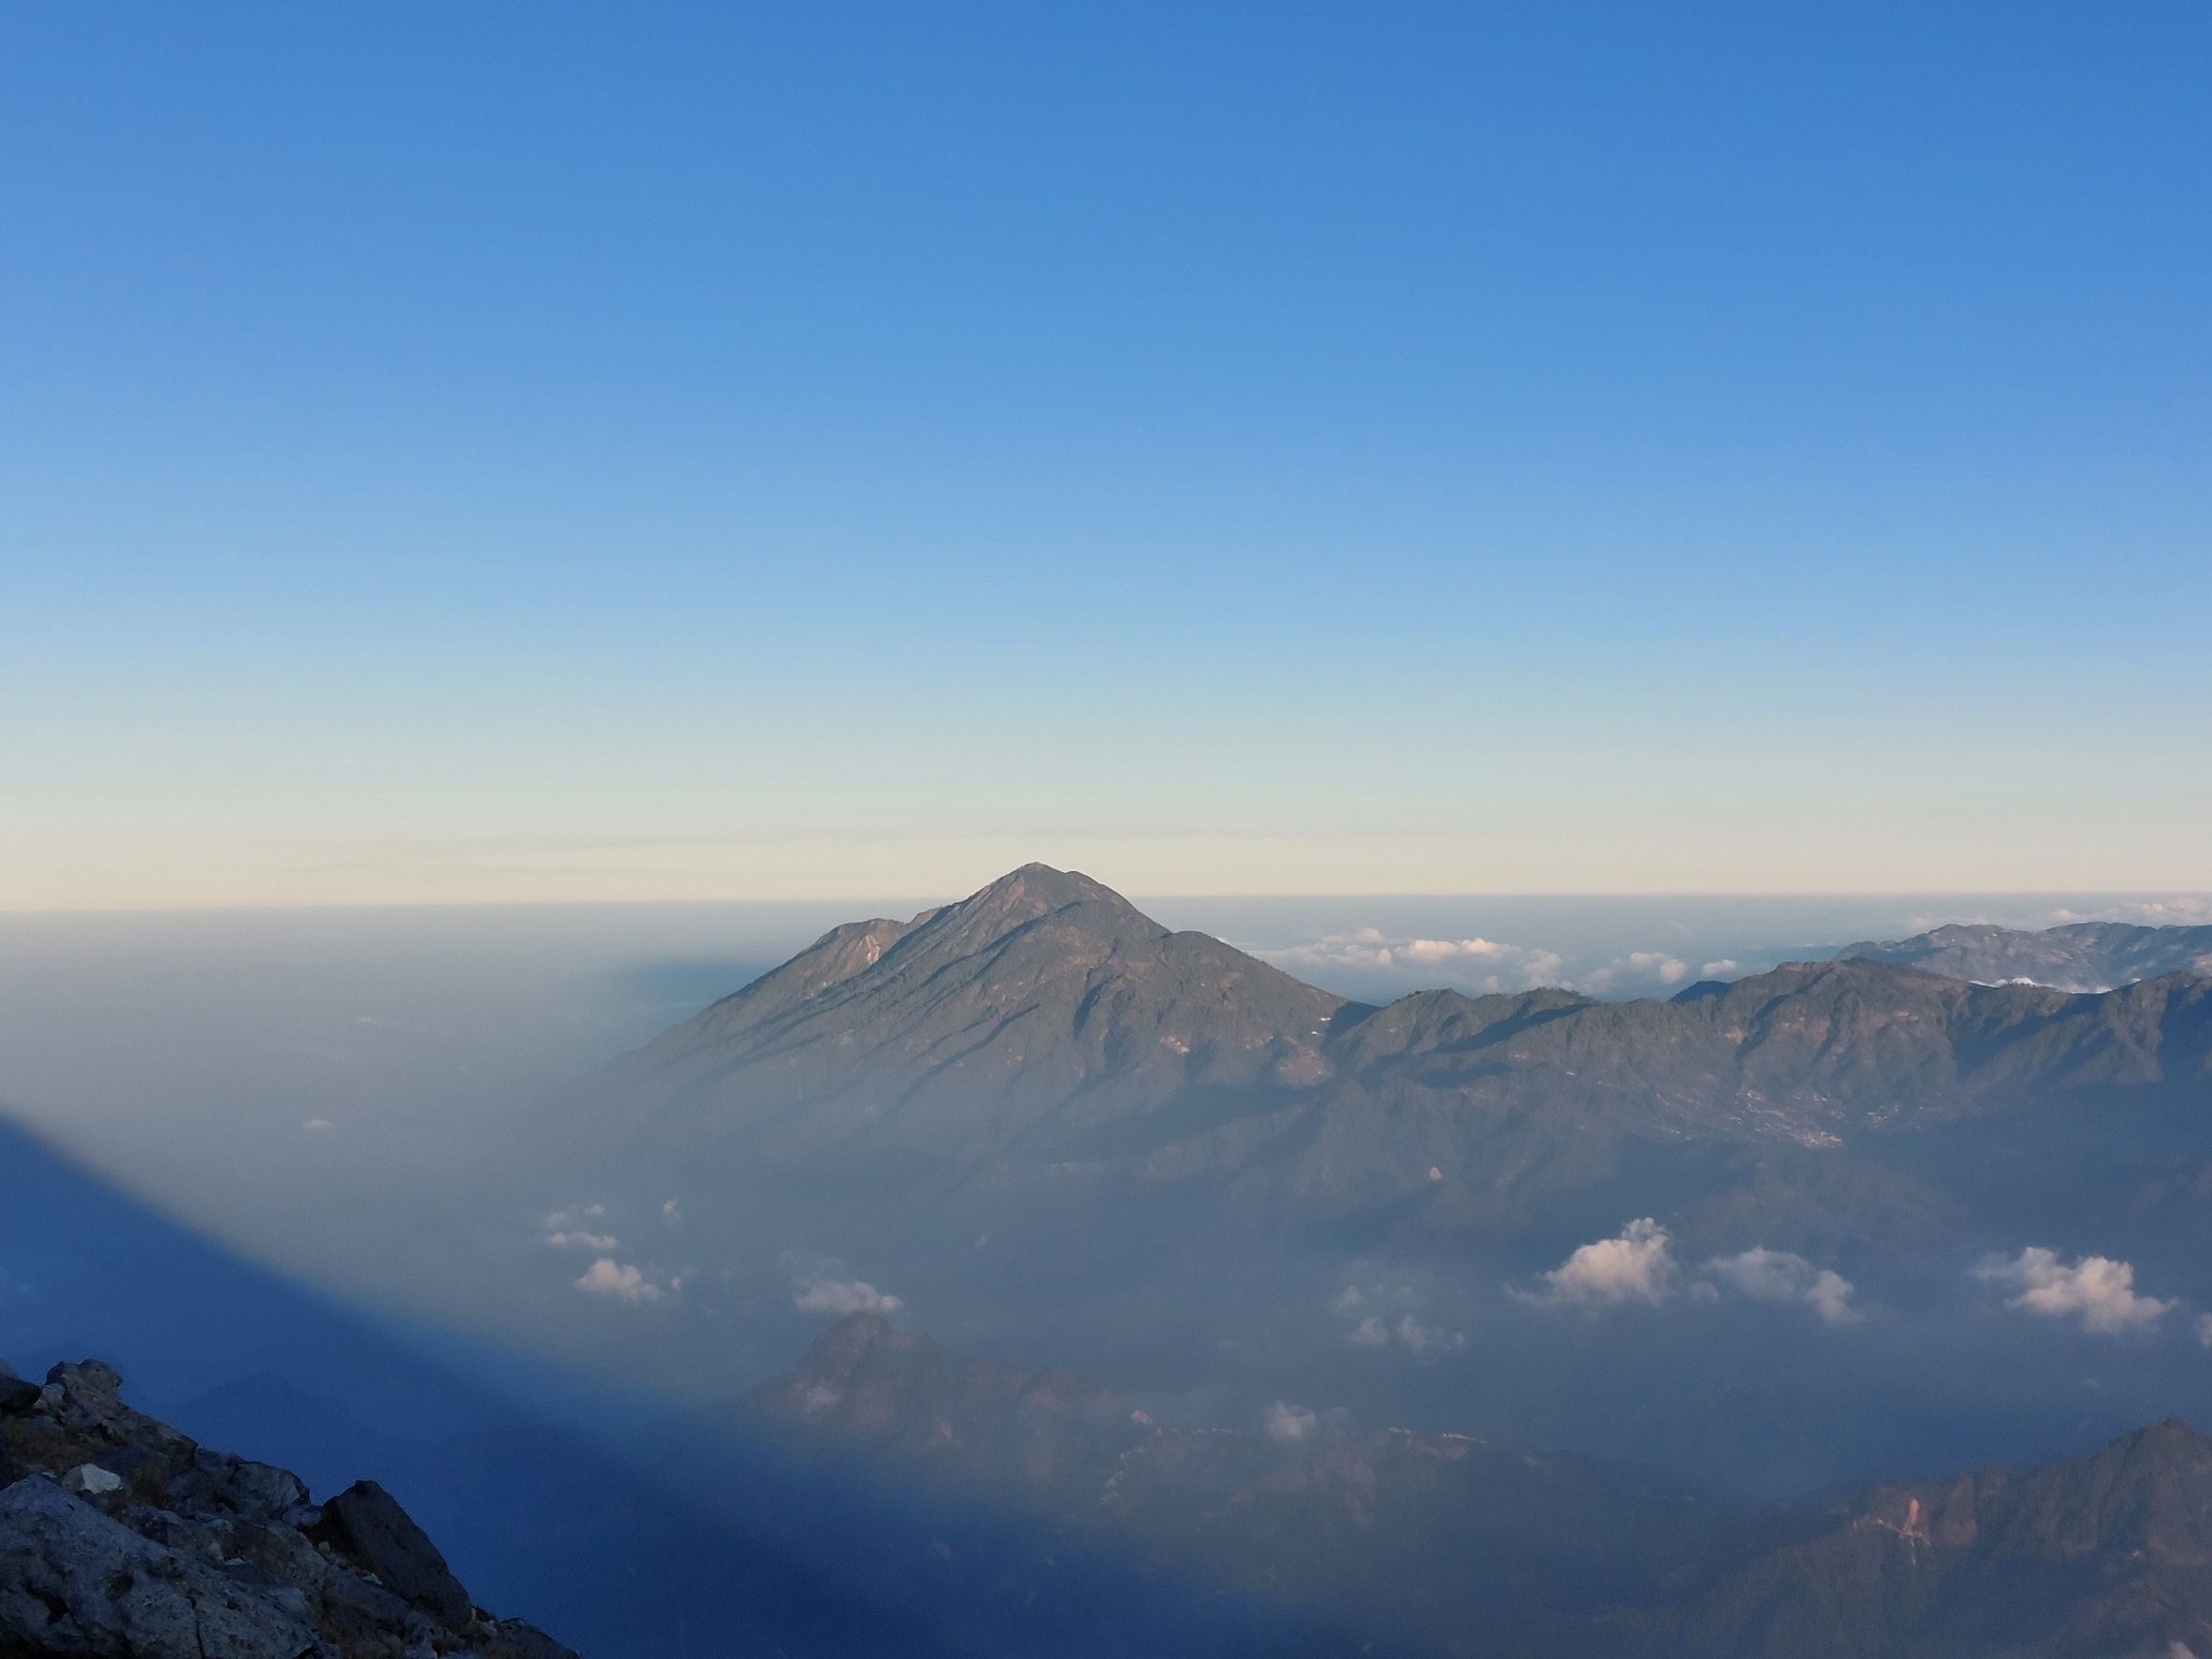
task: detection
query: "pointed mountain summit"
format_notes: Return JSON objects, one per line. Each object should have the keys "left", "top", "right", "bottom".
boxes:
{"left": 569, "top": 869, "right": 2212, "bottom": 1248}
{"left": 609, "top": 865, "right": 1352, "bottom": 1160}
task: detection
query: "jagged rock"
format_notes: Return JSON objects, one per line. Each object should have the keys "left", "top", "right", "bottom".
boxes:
{"left": 0, "top": 1358, "right": 576, "bottom": 1658}
{"left": 311, "top": 1479, "right": 474, "bottom": 1627}
{"left": 43, "top": 1360, "right": 125, "bottom": 1428}
{"left": 315, "top": 1561, "right": 429, "bottom": 1651}
{"left": 0, "top": 1476, "right": 318, "bottom": 1659}
{"left": 185, "top": 1448, "right": 310, "bottom": 1521}
{"left": 0, "top": 1360, "right": 40, "bottom": 1416}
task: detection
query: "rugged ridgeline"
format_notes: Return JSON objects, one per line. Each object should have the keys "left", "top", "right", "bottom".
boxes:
{"left": 1841, "top": 919, "right": 2212, "bottom": 993}
{"left": 756, "top": 1316, "right": 2212, "bottom": 1659}
{"left": 580, "top": 866, "right": 2212, "bottom": 1240}
{"left": 1632, "top": 1417, "right": 2212, "bottom": 1659}
{"left": 0, "top": 1356, "right": 575, "bottom": 1659}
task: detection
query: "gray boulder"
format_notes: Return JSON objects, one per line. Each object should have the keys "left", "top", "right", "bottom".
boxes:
{"left": 42, "top": 1360, "right": 125, "bottom": 1427}
{"left": 311, "top": 1478, "right": 474, "bottom": 1627}
{"left": 0, "top": 1359, "right": 41, "bottom": 1415}
{"left": 0, "top": 1476, "right": 317, "bottom": 1659}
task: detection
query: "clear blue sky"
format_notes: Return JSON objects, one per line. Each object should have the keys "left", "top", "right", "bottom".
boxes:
{"left": 5, "top": 3, "right": 2207, "bottom": 906}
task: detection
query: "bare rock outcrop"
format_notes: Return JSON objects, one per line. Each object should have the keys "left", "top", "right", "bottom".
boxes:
{"left": 0, "top": 1355, "right": 578, "bottom": 1659}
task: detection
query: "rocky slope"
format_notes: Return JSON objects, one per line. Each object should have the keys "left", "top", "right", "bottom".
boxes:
{"left": 1841, "top": 919, "right": 2212, "bottom": 993}
{"left": 1635, "top": 1417, "right": 2212, "bottom": 1658}
{"left": 0, "top": 1354, "right": 575, "bottom": 1659}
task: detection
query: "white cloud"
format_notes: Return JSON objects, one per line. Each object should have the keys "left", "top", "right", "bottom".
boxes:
{"left": 574, "top": 1259, "right": 666, "bottom": 1303}
{"left": 1523, "top": 1218, "right": 1677, "bottom": 1306}
{"left": 1263, "top": 1402, "right": 1317, "bottom": 1443}
{"left": 1392, "top": 1315, "right": 1467, "bottom": 1353}
{"left": 1707, "top": 1247, "right": 1861, "bottom": 1326}
{"left": 1579, "top": 953, "right": 1703, "bottom": 997}
{"left": 1249, "top": 931, "right": 1568, "bottom": 995}
{"left": 546, "top": 1230, "right": 619, "bottom": 1250}
{"left": 2196, "top": 1313, "right": 2212, "bottom": 1348}
{"left": 794, "top": 1276, "right": 902, "bottom": 1316}
{"left": 1697, "top": 960, "right": 1741, "bottom": 981}
{"left": 662, "top": 1199, "right": 682, "bottom": 1223}
{"left": 300, "top": 1118, "right": 334, "bottom": 1132}
{"left": 1331, "top": 1275, "right": 1465, "bottom": 1351}
{"left": 1975, "top": 1247, "right": 2174, "bottom": 1334}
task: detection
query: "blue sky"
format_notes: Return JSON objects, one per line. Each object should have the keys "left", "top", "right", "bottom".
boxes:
{"left": 4, "top": 3, "right": 2207, "bottom": 906}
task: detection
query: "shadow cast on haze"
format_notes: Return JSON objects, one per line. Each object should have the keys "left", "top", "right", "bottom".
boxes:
{"left": 0, "top": 1109, "right": 1369, "bottom": 1659}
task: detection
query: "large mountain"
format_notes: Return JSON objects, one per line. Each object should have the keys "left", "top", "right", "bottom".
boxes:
{"left": 604, "top": 863, "right": 1347, "bottom": 1162}
{"left": 578, "top": 866, "right": 2212, "bottom": 1240}
{"left": 1841, "top": 919, "right": 2212, "bottom": 993}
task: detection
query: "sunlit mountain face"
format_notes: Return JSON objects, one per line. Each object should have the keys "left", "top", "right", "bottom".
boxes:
{"left": 7, "top": 871, "right": 2211, "bottom": 1657}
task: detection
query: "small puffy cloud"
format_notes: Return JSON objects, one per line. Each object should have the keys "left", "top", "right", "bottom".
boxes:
{"left": 1392, "top": 1315, "right": 1467, "bottom": 1354}
{"left": 1707, "top": 1247, "right": 1861, "bottom": 1326}
{"left": 662, "top": 1199, "right": 682, "bottom": 1224}
{"left": 1580, "top": 953, "right": 1695, "bottom": 997}
{"left": 1263, "top": 1402, "right": 1317, "bottom": 1443}
{"left": 1522, "top": 1218, "right": 1677, "bottom": 1306}
{"left": 544, "top": 1204, "right": 610, "bottom": 1230}
{"left": 794, "top": 1277, "right": 902, "bottom": 1316}
{"left": 546, "top": 1230, "right": 619, "bottom": 1250}
{"left": 574, "top": 1259, "right": 665, "bottom": 1303}
{"left": 1331, "top": 1275, "right": 1465, "bottom": 1352}
{"left": 1697, "top": 960, "right": 1741, "bottom": 981}
{"left": 2196, "top": 1313, "right": 2212, "bottom": 1348}
{"left": 301, "top": 1118, "right": 335, "bottom": 1132}
{"left": 1976, "top": 1247, "right": 2174, "bottom": 1334}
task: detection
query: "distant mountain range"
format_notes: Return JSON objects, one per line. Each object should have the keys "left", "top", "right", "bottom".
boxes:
{"left": 577, "top": 866, "right": 2212, "bottom": 1252}
{"left": 1840, "top": 919, "right": 2212, "bottom": 993}
{"left": 758, "top": 1312, "right": 2212, "bottom": 1659}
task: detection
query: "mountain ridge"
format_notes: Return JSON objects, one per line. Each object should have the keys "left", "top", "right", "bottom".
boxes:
{"left": 580, "top": 869, "right": 2212, "bottom": 1227}
{"left": 1841, "top": 918, "right": 2212, "bottom": 993}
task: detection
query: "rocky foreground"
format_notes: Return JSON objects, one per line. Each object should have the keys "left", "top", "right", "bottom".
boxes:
{"left": 0, "top": 1354, "right": 575, "bottom": 1659}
